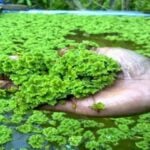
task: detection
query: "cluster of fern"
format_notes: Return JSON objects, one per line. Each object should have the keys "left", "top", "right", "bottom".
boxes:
{"left": 0, "top": 49, "right": 120, "bottom": 110}
{"left": 0, "top": 14, "right": 149, "bottom": 149}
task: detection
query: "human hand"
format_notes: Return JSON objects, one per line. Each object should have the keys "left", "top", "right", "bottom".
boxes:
{"left": 39, "top": 47, "right": 150, "bottom": 117}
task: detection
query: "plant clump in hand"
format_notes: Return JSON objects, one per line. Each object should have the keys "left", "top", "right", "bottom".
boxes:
{"left": 0, "top": 49, "right": 121, "bottom": 110}
{"left": 52, "top": 49, "right": 121, "bottom": 98}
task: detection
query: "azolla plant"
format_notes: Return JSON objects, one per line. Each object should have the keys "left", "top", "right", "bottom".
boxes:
{"left": 0, "top": 13, "right": 149, "bottom": 149}
{"left": 0, "top": 49, "right": 120, "bottom": 111}
{"left": 0, "top": 125, "right": 12, "bottom": 145}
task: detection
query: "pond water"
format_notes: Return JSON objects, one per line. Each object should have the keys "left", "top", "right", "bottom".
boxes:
{"left": 3, "top": 10, "right": 150, "bottom": 17}
{"left": 65, "top": 30, "right": 142, "bottom": 50}
{"left": 4, "top": 112, "right": 143, "bottom": 150}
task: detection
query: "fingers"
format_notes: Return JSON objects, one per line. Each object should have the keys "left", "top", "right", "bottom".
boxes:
{"left": 93, "top": 80, "right": 150, "bottom": 117}
{"left": 10, "top": 47, "right": 150, "bottom": 117}
{"left": 39, "top": 96, "right": 98, "bottom": 116}
{"left": 96, "top": 47, "right": 150, "bottom": 80}
{"left": 39, "top": 79, "right": 150, "bottom": 117}
{"left": 0, "top": 80, "right": 13, "bottom": 89}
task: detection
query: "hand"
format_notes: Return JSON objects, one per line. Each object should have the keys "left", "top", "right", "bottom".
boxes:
{"left": 39, "top": 47, "right": 150, "bottom": 117}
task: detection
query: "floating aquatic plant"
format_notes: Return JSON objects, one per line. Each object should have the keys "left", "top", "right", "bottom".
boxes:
{"left": 91, "top": 102, "right": 105, "bottom": 111}
{"left": 0, "top": 13, "right": 149, "bottom": 149}
{"left": 28, "top": 134, "right": 45, "bottom": 149}
{"left": 0, "top": 49, "right": 120, "bottom": 112}
{"left": 0, "top": 125, "right": 12, "bottom": 145}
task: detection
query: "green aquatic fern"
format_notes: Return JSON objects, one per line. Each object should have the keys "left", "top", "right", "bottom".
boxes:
{"left": 17, "top": 123, "right": 33, "bottom": 134}
{"left": 28, "top": 134, "right": 45, "bottom": 149}
{"left": 68, "top": 135, "right": 82, "bottom": 147}
{"left": 85, "top": 140, "right": 100, "bottom": 150}
{"left": 27, "top": 111, "right": 49, "bottom": 125}
{"left": 0, "top": 49, "right": 120, "bottom": 110}
{"left": 0, "top": 90, "right": 6, "bottom": 98}
{"left": 0, "top": 125, "right": 12, "bottom": 145}
{"left": 91, "top": 102, "right": 105, "bottom": 111}
{"left": 0, "top": 14, "right": 149, "bottom": 150}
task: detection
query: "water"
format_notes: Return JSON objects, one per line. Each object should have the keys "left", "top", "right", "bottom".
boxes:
{"left": 65, "top": 30, "right": 141, "bottom": 50}
{"left": 2, "top": 10, "right": 150, "bottom": 17}
{"left": 5, "top": 113, "right": 141, "bottom": 150}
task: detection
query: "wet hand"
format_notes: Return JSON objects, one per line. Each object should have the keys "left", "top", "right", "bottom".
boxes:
{"left": 40, "top": 48, "right": 150, "bottom": 117}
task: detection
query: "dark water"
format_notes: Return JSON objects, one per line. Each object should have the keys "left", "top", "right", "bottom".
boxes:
{"left": 6, "top": 114, "right": 140, "bottom": 150}
{"left": 3, "top": 10, "right": 150, "bottom": 17}
{"left": 65, "top": 30, "right": 142, "bottom": 50}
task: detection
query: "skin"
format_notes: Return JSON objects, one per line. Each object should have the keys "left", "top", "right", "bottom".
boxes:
{"left": 39, "top": 47, "right": 150, "bottom": 117}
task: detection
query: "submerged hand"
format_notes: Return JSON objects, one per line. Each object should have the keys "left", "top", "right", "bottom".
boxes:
{"left": 40, "top": 47, "right": 150, "bottom": 117}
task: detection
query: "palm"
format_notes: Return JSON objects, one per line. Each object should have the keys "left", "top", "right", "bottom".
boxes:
{"left": 40, "top": 48, "right": 150, "bottom": 117}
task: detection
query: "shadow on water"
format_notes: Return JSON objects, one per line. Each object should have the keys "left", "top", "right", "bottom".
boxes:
{"left": 66, "top": 30, "right": 142, "bottom": 50}
{"left": 114, "top": 139, "right": 139, "bottom": 150}
{"left": 64, "top": 113, "right": 141, "bottom": 150}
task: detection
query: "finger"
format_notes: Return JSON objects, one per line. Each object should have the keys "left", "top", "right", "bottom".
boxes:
{"left": 39, "top": 79, "right": 150, "bottom": 117}
{"left": 39, "top": 96, "right": 98, "bottom": 116}
{"left": 96, "top": 47, "right": 150, "bottom": 79}
{"left": 93, "top": 80, "right": 150, "bottom": 117}
{"left": 0, "top": 80, "right": 13, "bottom": 89}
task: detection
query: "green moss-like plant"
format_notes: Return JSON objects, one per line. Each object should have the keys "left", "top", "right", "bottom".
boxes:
{"left": 16, "top": 123, "right": 33, "bottom": 134}
{"left": 91, "top": 102, "right": 105, "bottom": 111}
{"left": 0, "top": 125, "right": 12, "bottom": 145}
{"left": 0, "top": 14, "right": 149, "bottom": 150}
{"left": 68, "top": 135, "right": 82, "bottom": 147}
{"left": 28, "top": 134, "right": 45, "bottom": 149}
{"left": 27, "top": 111, "right": 49, "bottom": 125}
{"left": 0, "top": 49, "right": 120, "bottom": 111}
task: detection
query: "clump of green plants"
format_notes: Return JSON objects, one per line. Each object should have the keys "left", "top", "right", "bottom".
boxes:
{"left": 28, "top": 134, "right": 45, "bottom": 149}
{"left": 0, "top": 125, "right": 12, "bottom": 145}
{"left": 0, "top": 49, "right": 120, "bottom": 111}
{"left": 52, "top": 49, "right": 120, "bottom": 97}
{"left": 91, "top": 102, "right": 105, "bottom": 111}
